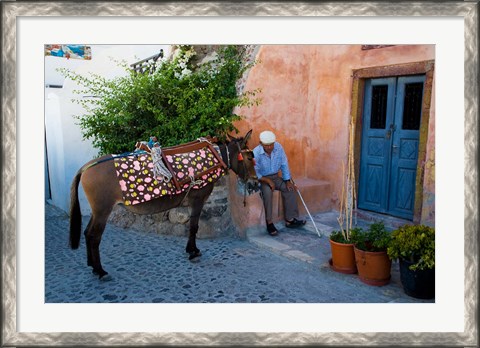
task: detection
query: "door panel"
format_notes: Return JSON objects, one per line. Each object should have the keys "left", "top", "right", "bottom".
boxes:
{"left": 363, "top": 164, "right": 383, "bottom": 206}
{"left": 358, "top": 75, "right": 425, "bottom": 220}
{"left": 358, "top": 78, "right": 396, "bottom": 213}
{"left": 388, "top": 75, "right": 425, "bottom": 219}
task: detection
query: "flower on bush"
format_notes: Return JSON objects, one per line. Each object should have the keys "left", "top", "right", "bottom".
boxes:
{"left": 173, "top": 46, "right": 195, "bottom": 79}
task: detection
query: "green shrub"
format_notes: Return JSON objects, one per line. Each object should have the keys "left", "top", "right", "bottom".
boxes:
{"left": 354, "top": 221, "right": 392, "bottom": 252}
{"left": 387, "top": 224, "right": 435, "bottom": 271}
{"left": 60, "top": 45, "right": 261, "bottom": 155}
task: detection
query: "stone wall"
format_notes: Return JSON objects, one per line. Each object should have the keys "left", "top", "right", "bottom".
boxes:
{"left": 108, "top": 176, "right": 237, "bottom": 239}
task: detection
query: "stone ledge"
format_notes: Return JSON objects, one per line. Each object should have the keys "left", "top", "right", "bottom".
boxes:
{"left": 292, "top": 177, "right": 332, "bottom": 218}
{"left": 266, "top": 177, "right": 332, "bottom": 223}
{"left": 229, "top": 176, "right": 333, "bottom": 237}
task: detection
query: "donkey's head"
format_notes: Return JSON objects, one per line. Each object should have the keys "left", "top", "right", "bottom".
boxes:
{"left": 226, "top": 130, "right": 258, "bottom": 191}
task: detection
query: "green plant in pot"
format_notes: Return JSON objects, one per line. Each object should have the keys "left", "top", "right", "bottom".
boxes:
{"left": 330, "top": 228, "right": 362, "bottom": 244}
{"left": 354, "top": 222, "right": 392, "bottom": 286}
{"left": 329, "top": 227, "right": 362, "bottom": 274}
{"left": 387, "top": 224, "right": 435, "bottom": 299}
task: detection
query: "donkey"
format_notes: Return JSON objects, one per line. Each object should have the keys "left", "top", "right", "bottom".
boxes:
{"left": 69, "top": 130, "right": 257, "bottom": 279}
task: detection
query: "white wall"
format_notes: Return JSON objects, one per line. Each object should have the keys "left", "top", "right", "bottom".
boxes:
{"left": 45, "top": 45, "right": 170, "bottom": 214}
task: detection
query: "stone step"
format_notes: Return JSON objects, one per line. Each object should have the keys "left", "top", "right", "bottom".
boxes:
{"left": 291, "top": 177, "right": 332, "bottom": 219}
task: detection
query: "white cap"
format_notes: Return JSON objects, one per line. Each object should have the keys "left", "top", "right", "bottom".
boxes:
{"left": 259, "top": 130, "right": 276, "bottom": 144}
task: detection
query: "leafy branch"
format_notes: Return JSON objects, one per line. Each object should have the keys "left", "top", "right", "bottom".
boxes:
{"left": 60, "top": 45, "right": 262, "bottom": 155}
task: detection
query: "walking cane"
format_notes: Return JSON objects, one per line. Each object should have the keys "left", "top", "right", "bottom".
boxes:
{"left": 290, "top": 179, "right": 323, "bottom": 238}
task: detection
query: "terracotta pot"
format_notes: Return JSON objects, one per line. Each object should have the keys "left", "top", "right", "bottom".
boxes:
{"left": 399, "top": 258, "right": 435, "bottom": 299}
{"left": 354, "top": 247, "right": 391, "bottom": 286}
{"left": 329, "top": 239, "right": 357, "bottom": 274}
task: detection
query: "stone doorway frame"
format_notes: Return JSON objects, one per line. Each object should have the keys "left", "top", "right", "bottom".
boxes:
{"left": 350, "top": 60, "right": 435, "bottom": 223}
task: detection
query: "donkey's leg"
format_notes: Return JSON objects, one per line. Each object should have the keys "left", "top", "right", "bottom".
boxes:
{"left": 186, "top": 200, "right": 203, "bottom": 260}
{"left": 83, "top": 217, "right": 93, "bottom": 267}
{"left": 186, "top": 186, "right": 214, "bottom": 260}
{"left": 85, "top": 214, "right": 110, "bottom": 279}
{"left": 80, "top": 158, "right": 121, "bottom": 280}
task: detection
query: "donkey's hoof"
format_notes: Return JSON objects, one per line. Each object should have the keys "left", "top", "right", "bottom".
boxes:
{"left": 93, "top": 269, "right": 111, "bottom": 281}
{"left": 99, "top": 274, "right": 113, "bottom": 282}
{"left": 188, "top": 251, "right": 202, "bottom": 261}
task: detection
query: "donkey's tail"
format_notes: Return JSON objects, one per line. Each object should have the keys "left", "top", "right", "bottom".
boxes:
{"left": 69, "top": 170, "right": 83, "bottom": 249}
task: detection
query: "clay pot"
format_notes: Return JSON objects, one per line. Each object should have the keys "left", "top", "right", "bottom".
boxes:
{"left": 329, "top": 239, "right": 357, "bottom": 274}
{"left": 354, "top": 247, "right": 391, "bottom": 286}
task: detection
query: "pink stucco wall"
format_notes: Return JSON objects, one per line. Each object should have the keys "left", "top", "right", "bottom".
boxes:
{"left": 231, "top": 45, "right": 435, "bottom": 229}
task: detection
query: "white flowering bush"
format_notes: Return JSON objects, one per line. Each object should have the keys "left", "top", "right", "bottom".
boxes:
{"left": 61, "top": 45, "right": 261, "bottom": 155}
{"left": 173, "top": 45, "right": 195, "bottom": 79}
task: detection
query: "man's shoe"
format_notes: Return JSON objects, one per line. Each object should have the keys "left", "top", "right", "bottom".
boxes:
{"left": 267, "top": 223, "right": 278, "bottom": 236}
{"left": 285, "top": 218, "right": 306, "bottom": 228}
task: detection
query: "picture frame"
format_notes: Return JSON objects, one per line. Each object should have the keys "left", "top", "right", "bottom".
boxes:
{"left": 2, "top": 1, "right": 477, "bottom": 346}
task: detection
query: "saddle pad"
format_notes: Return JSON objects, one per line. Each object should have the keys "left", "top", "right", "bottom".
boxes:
{"left": 114, "top": 147, "right": 225, "bottom": 206}
{"left": 161, "top": 138, "right": 226, "bottom": 189}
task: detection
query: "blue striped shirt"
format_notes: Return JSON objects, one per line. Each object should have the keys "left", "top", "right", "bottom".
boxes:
{"left": 253, "top": 142, "right": 291, "bottom": 181}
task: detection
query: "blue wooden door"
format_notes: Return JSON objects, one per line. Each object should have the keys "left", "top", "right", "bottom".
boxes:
{"left": 358, "top": 75, "right": 425, "bottom": 220}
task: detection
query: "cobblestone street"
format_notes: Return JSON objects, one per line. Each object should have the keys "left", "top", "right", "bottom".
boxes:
{"left": 45, "top": 203, "right": 433, "bottom": 303}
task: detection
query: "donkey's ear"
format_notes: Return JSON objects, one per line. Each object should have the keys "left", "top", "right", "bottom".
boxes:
{"left": 227, "top": 134, "right": 236, "bottom": 142}
{"left": 242, "top": 129, "right": 253, "bottom": 146}
{"left": 245, "top": 129, "right": 253, "bottom": 141}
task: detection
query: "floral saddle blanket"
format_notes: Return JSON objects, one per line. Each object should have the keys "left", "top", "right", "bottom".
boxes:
{"left": 113, "top": 139, "right": 226, "bottom": 206}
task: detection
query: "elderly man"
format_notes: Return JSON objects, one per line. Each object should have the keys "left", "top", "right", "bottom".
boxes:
{"left": 253, "top": 130, "right": 306, "bottom": 236}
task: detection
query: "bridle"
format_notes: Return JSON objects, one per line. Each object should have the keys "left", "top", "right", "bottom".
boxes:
{"left": 235, "top": 142, "right": 256, "bottom": 178}
{"left": 218, "top": 141, "right": 254, "bottom": 174}
{"left": 235, "top": 142, "right": 258, "bottom": 207}
{"left": 217, "top": 140, "right": 257, "bottom": 207}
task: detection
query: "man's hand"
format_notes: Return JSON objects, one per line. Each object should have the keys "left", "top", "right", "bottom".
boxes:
{"left": 260, "top": 177, "right": 275, "bottom": 191}
{"left": 285, "top": 180, "right": 295, "bottom": 192}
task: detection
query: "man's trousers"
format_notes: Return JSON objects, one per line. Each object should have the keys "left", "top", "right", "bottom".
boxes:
{"left": 259, "top": 174, "right": 299, "bottom": 223}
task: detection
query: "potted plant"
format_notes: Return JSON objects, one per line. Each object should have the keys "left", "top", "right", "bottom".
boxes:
{"left": 329, "top": 227, "right": 361, "bottom": 274}
{"left": 387, "top": 224, "right": 435, "bottom": 299}
{"left": 353, "top": 222, "right": 392, "bottom": 286}
{"left": 329, "top": 150, "right": 360, "bottom": 274}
